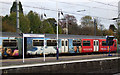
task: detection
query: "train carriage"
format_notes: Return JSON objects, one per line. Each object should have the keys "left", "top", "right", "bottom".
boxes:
{"left": 0, "top": 32, "right": 23, "bottom": 57}
{"left": 99, "top": 39, "right": 117, "bottom": 53}
{"left": 0, "top": 32, "right": 118, "bottom": 58}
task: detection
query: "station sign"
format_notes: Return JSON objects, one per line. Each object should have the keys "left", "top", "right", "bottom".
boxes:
{"left": 23, "top": 34, "right": 44, "bottom": 37}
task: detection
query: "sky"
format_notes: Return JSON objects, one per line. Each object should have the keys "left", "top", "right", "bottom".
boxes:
{"left": 0, "top": 0, "right": 119, "bottom": 29}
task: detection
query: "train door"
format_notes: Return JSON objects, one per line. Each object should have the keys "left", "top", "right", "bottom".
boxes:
{"left": 61, "top": 39, "right": 68, "bottom": 53}
{"left": 93, "top": 40, "right": 99, "bottom": 52}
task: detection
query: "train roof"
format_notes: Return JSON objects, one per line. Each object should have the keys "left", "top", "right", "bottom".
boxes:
{"left": 45, "top": 34, "right": 106, "bottom": 39}
{"left": 0, "top": 32, "right": 22, "bottom": 37}
{"left": 0, "top": 32, "right": 106, "bottom": 39}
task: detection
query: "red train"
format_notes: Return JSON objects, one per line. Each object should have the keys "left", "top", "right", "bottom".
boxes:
{"left": 80, "top": 39, "right": 117, "bottom": 53}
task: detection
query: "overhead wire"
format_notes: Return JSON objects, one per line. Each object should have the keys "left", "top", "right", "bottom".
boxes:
{"left": 89, "top": 0, "right": 118, "bottom": 7}
{"left": 0, "top": 1, "right": 116, "bottom": 20}
{"left": 47, "top": 0, "right": 117, "bottom": 11}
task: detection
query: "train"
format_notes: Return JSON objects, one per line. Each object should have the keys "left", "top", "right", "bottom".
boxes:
{"left": 0, "top": 32, "right": 119, "bottom": 58}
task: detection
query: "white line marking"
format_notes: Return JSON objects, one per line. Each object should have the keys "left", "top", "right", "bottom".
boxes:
{"left": 0, "top": 57, "right": 119, "bottom": 70}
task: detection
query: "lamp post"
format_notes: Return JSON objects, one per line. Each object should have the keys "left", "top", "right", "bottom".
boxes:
{"left": 94, "top": 17, "right": 97, "bottom": 36}
{"left": 16, "top": 0, "right": 19, "bottom": 33}
{"left": 56, "top": 1, "right": 59, "bottom": 60}
{"left": 59, "top": 10, "right": 68, "bottom": 34}
{"left": 100, "top": 24, "right": 103, "bottom": 37}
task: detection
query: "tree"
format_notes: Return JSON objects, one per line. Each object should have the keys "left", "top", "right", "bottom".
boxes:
{"left": 19, "top": 14, "right": 30, "bottom": 33}
{"left": 2, "top": 20, "right": 16, "bottom": 32}
{"left": 60, "top": 14, "right": 78, "bottom": 34}
{"left": 78, "top": 26, "right": 94, "bottom": 35}
{"left": 102, "top": 29, "right": 113, "bottom": 36}
{"left": 42, "top": 20, "right": 55, "bottom": 34}
{"left": 81, "top": 16, "right": 94, "bottom": 27}
{"left": 10, "top": 1, "right": 23, "bottom": 13}
{"left": 2, "top": 12, "right": 30, "bottom": 33}
{"left": 116, "top": 23, "right": 120, "bottom": 44}
{"left": 45, "top": 18, "right": 62, "bottom": 34}
{"left": 109, "top": 24, "right": 117, "bottom": 32}
{"left": 27, "top": 11, "right": 42, "bottom": 33}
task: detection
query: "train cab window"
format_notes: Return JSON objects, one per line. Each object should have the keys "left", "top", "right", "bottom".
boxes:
{"left": 33, "top": 40, "right": 44, "bottom": 46}
{"left": 73, "top": 40, "right": 81, "bottom": 46}
{"left": 3, "top": 39, "right": 17, "bottom": 48}
{"left": 47, "top": 40, "right": 57, "bottom": 46}
{"left": 102, "top": 41, "right": 107, "bottom": 46}
{"left": 83, "top": 41, "right": 90, "bottom": 46}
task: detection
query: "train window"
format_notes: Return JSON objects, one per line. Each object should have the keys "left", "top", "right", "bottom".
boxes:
{"left": 97, "top": 41, "right": 99, "bottom": 46}
{"left": 83, "top": 41, "right": 90, "bottom": 46}
{"left": 66, "top": 41, "right": 68, "bottom": 46}
{"left": 102, "top": 41, "right": 107, "bottom": 46}
{"left": 73, "top": 40, "right": 81, "bottom": 46}
{"left": 33, "top": 40, "right": 44, "bottom": 46}
{"left": 62, "top": 41, "right": 64, "bottom": 46}
{"left": 114, "top": 41, "right": 116, "bottom": 47}
{"left": 47, "top": 40, "right": 57, "bottom": 46}
{"left": 3, "top": 39, "right": 17, "bottom": 48}
{"left": 94, "top": 41, "right": 95, "bottom": 45}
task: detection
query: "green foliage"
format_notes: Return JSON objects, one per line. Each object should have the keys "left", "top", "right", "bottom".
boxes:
{"left": 19, "top": 14, "right": 30, "bottom": 33}
{"left": 43, "top": 18, "right": 62, "bottom": 34}
{"left": 58, "top": 25, "right": 62, "bottom": 34}
{"left": 3, "top": 0, "right": 119, "bottom": 37}
{"left": 68, "top": 23, "right": 79, "bottom": 35}
{"left": 10, "top": 1, "right": 23, "bottom": 13}
{"left": 81, "top": 15, "right": 94, "bottom": 27}
{"left": 102, "top": 29, "right": 113, "bottom": 36}
{"left": 27, "top": 11, "right": 42, "bottom": 33}
{"left": 44, "top": 18, "right": 56, "bottom": 33}
{"left": 2, "top": 20, "right": 16, "bottom": 32}
{"left": 42, "top": 20, "right": 54, "bottom": 34}
{"left": 2, "top": 12, "right": 30, "bottom": 33}
{"left": 116, "top": 23, "right": 120, "bottom": 44}
{"left": 109, "top": 24, "right": 117, "bottom": 32}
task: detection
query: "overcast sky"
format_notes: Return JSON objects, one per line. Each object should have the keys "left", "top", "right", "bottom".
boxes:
{"left": 0, "top": 0, "right": 120, "bottom": 29}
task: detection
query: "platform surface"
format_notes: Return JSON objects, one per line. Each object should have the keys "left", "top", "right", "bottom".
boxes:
{"left": 1, "top": 53, "right": 119, "bottom": 67}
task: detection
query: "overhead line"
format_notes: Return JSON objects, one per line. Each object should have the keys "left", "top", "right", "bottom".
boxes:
{"left": 0, "top": 1, "right": 114, "bottom": 20}
{"left": 89, "top": 0, "right": 118, "bottom": 7}
{"left": 48, "top": 0, "right": 117, "bottom": 11}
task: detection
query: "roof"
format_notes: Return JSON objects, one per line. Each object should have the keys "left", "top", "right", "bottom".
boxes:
{"left": 0, "top": 32, "right": 106, "bottom": 39}
{"left": 45, "top": 34, "right": 106, "bottom": 39}
{"left": 0, "top": 32, "right": 22, "bottom": 37}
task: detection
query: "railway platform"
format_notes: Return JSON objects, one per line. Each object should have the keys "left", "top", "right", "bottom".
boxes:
{"left": 0, "top": 53, "right": 120, "bottom": 74}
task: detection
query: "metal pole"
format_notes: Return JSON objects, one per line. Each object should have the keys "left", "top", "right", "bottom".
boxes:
{"left": 100, "top": 24, "right": 103, "bottom": 37}
{"left": 56, "top": 1, "right": 59, "bottom": 60}
{"left": 43, "top": 34, "right": 45, "bottom": 61}
{"left": 16, "top": 0, "right": 19, "bottom": 33}
{"left": 23, "top": 34, "right": 24, "bottom": 63}
{"left": 66, "top": 18, "right": 68, "bottom": 34}
{"left": 94, "top": 18, "right": 96, "bottom": 36}
{"left": 108, "top": 45, "right": 112, "bottom": 56}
